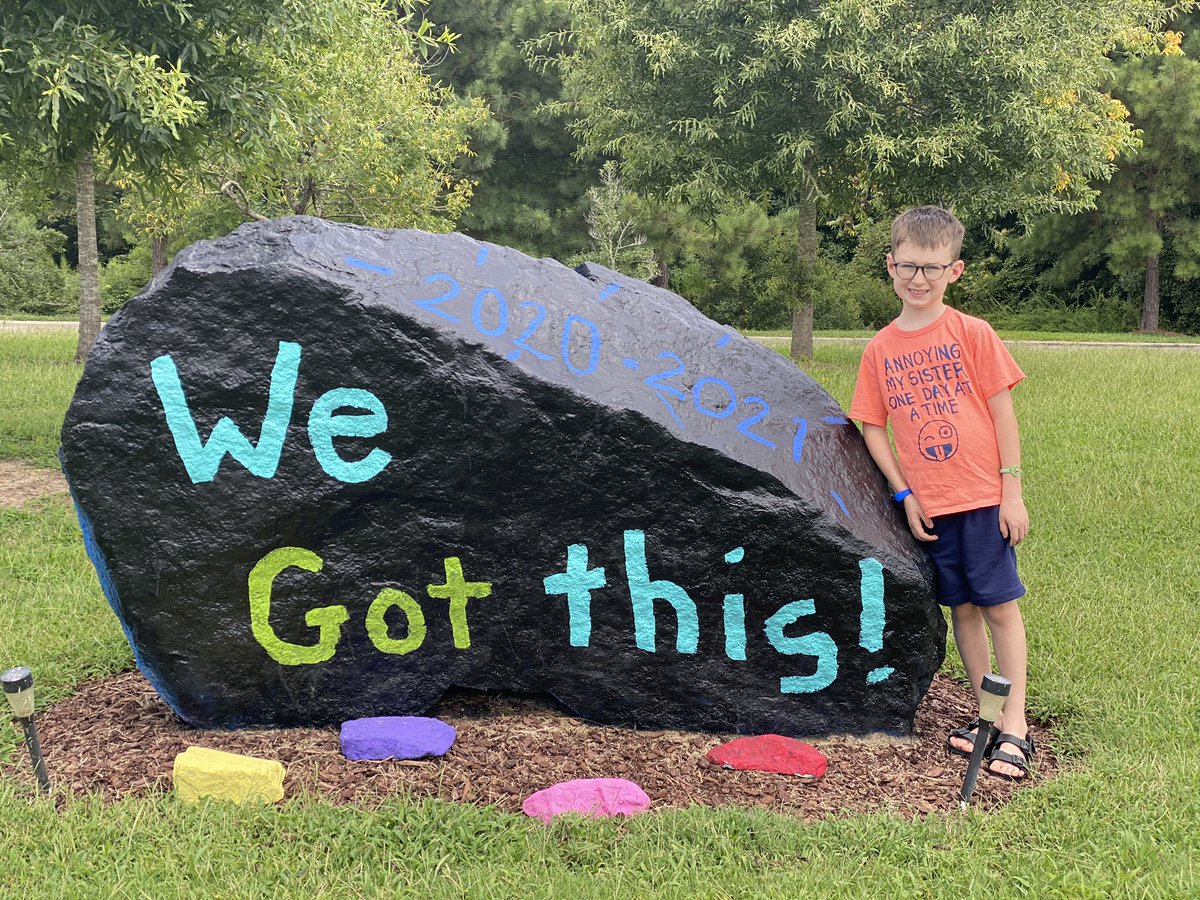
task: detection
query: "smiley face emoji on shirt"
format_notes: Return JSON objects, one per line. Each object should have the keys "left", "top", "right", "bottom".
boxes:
{"left": 917, "top": 418, "right": 959, "bottom": 462}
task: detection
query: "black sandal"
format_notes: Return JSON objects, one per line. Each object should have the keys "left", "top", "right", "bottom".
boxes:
{"left": 946, "top": 718, "right": 992, "bottom": 759}
{"left": 986, "top": 732, "right": 1035, "bottom": 781}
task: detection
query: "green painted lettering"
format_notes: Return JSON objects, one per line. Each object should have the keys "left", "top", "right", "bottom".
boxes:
{"left": 426, "top": 557, "right": 492, "bottom": 649}
{"left": 248, "top": 546, "right": 348, "bottom": 665}
{"left": 366, "top": 588, "right": 427, "bottom": 655}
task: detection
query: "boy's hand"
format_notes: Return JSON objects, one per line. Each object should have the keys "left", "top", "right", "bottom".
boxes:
{"left": 999, "top": 496, "right": 1029, "bottom": 547}
{"left": 903, "top": 494, "right": 938, "bottom": 542}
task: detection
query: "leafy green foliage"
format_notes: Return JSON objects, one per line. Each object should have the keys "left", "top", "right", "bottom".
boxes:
{"left": 570, "top": 162, "right": 656, "bottom": 278}
{"left": 0, "top": 0, "right": 292, "bottom": 360}
{"left": 655, "top": 201, "right": 800, "bottom": 330}
{"left": 211, "top": 0, "right": 486, "bottom": 228}
{"left": 554, "top": 0, "right": 1165, "bottom": 219}
{"left": 551, "top": 0, "right": 1176, "bottom": 353}
{"left": 426, "top": 0, "right": 594, "bottom": 259}
{"left": 996, "top": 15, "right": 1200, "bottom": 332}
{"left": 99, "top": 244, "right": 154, "bottom": 314}
{"left": 0, "top": 182, "right": 68, "bottom": 315}
{"left": 112, "top": 0, "right": 489, "bottom": 242}
{"left": 0, "top": 1, "right": 284, "bottom": 171}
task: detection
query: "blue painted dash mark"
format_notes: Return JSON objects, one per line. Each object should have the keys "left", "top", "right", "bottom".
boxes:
{"left": 623, "top": 358, "right": 640, "bottom": 371}
{"left": 791, "top": 417, "right": 808, "bottom": 464}
{"left": 867, "top": 667, "right": 894, "bottom": 685}
{"left": 346, "top": 256, "right": 393, "bottom": 276}
{"left": 654, "top": 394, "right": 685, "bottom": 430}
{"left": 476, "top": 247, "right": 489, "bottom": 266}
{"left": 505, "top": 350, "right": 520, "bottom": 361}
{"left": 821, "top": 416, "right": 849, "bottom": 425}
{"left": 598, "top": 283, "right": 620, "bottom": 301}
{"left": 716, "top": 332, "right": 731, "bottom": 348}
{"left": 831, "top": 490, "right": 850, "bottom": 517}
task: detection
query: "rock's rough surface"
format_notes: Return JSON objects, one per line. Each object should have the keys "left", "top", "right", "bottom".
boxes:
{"left": 60, "top": 217, "right": 943, "bottom": 734}
{"left": 522, "top": 778, "right": 650, "bottom": 823}
{"left": 340, "top": 716, "right": 456, "bottom": 760}
{"left": 173, "top": 746, "right": 285, "bottom": 804}
{"left": 706, "top": 734, "right": 828, "bottom": 778}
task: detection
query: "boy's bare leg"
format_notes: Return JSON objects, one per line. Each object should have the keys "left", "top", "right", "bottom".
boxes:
{"left": 948, "top": 603, "right": 992, "bottom": 753}
{"left": 981, "top": 599, "right": 1029, "bottom": 778}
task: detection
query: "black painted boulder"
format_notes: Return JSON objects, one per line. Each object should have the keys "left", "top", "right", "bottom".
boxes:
{"left": 61, "top": 216, "right": 943, "bottom": 734}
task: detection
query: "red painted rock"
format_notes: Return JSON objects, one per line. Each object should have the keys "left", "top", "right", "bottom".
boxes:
{"left": 522, "top": 778, "right": 650, "bottom": 823}
{"left": 706, "top": 734, "right": 828, "bottom": 779}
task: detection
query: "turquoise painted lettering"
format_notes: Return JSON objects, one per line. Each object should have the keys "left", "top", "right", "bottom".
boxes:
{"left": 624, "top": 529, "right": 699, "bottom": 654}
{"left": 722, "top": 594, "right": 747, "bottom": 660}
{"left": 150, "top": 341, "right": 300, "bottom": 483}
{"left": 542, "top": 543, "right": 606, "bottom": 647}
{"left": 858, "top": 558, "right": 885, "bottom": 652}
{"left": 307, "top": 387, "right": 392, "bottom": 483}
{"left": 764, "top": 600, "right": 838, "bottom": 694}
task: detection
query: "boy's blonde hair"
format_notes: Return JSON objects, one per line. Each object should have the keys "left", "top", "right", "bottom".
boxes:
{"left": 891, "top": 206, "right": 965, "bottom": 259}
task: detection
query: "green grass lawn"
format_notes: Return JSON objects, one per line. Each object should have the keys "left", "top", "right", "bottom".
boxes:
{"left": 1, "top": 332, "right": 1198, "bottom": 897}
{"left": 744, "top": 328, "right": 1200, "bottom": 344}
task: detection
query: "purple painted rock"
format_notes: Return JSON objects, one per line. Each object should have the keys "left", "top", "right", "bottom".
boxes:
{"left": 522, "top": 778, "right": 651, "bottom": 823}
{"left": 340, "top": 716, "right": 456, "bottom": 760}
{"left": 706, "top": 733, "right": 827, "bottom": 778}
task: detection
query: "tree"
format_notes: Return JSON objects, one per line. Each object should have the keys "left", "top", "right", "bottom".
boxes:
{"left": 1077, "top": 18, "right": 1200, "bottom": 331}
{"left": 425, "top": 0, "right": 595, "bottom": 259}
{"left": 552, "top": 0, "right": 1172, "bottom": 357}
{"left": 576, "top": 161, "right": 656, "bottom": 277}
{"left": 209, "top": 1, "right": 486, "bottom": 229}
{"left": 0, "top": 179, "right": 68, "bottom": 316}
{"left": 0, "top": 1, "right": 286, "bottom": 362}
{"left": 113, "top": 0, "right": 487, "bottom": 263}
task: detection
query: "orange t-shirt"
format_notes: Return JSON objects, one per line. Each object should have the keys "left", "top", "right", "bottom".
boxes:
{"left": 849, "top": 307, "right": 1024, "bottom": 518}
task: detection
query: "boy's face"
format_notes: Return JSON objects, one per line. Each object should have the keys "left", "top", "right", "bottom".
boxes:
{"left": 886, "top": 241, "right": 964, "bottom": 314}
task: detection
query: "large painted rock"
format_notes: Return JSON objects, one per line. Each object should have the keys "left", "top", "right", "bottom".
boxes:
{"left": 60, "top": 216, "right": 943, "bottom": 734}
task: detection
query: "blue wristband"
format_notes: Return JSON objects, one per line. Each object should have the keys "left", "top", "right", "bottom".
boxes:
{"left": 893, "top": 488, "right": 912, "bottom": 503}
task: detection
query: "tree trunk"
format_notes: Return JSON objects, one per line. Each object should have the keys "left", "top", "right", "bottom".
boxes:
{"left": 151, "top": 233, "right": 169, "bottom": 276}
{"left": 789, "top": 192, "right": 818, "bottom": 361}
{"left": 1140, "top": 252, "right": 1160, "bottom": 332}
{"left": 74, "top": 149, "right": 102, "bottom": 365}
{"left": 651, "top": 255, "right": 669, "bottom": 289}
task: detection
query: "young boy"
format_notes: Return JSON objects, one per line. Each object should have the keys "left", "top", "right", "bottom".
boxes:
{"left": 849, "top": 206, "right": 1033, "bottom": 780}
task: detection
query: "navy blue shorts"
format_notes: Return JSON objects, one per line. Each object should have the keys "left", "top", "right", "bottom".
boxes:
{"left": 926, "top": 505, "right": 1025, "bottom": 607}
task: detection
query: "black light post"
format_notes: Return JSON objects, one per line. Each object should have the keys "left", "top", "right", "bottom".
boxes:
{"left": 2, "top": 666, "right": 51, "bottom": 794}
{"left": 959, "top": 673, "right": 1011, "bottom": 810}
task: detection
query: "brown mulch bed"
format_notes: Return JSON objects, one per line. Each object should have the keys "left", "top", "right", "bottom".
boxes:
{"left": 3, "top": 671, "right": 1057, "bottom": 820}
{"left": 0, "top": 462, "right": 1055, "bottom": 817}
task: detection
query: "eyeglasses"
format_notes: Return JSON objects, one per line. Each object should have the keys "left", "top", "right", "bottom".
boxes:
{"left": 892, "top": 261, "right": 954, "bottom": 280}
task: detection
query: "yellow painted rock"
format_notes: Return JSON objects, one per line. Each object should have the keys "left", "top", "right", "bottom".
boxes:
{"left": 173, "top": 746, "right": 285, "bottom": 804}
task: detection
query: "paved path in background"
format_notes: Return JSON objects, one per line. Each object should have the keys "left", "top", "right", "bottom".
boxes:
{"left": 0, "top": 319, "right": 80, "bottom": 331}
{"left": 5, "top": 319, "right": 1199, "bottom": 350}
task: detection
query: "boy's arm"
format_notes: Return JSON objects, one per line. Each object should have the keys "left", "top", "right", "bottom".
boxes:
{"left": 861, "top": 423, "right": 937, "bottom": 542}
{"left": 987, "top": 388, "right": 1029, "bottom": 547}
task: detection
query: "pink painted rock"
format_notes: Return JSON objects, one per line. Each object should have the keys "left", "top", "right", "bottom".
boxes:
{"left": 706, "top": 734, "right": 827, "bottom": 779}
{"left": 522, "top": 778, "right": 650, "bottom": 823}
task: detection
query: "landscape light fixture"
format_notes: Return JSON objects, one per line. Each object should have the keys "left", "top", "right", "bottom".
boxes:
{"left": 959, "top": 672, "right": 1011, "bottom": 810}
{"left": 2, "top": 666, "right": 51, "bottom": 794}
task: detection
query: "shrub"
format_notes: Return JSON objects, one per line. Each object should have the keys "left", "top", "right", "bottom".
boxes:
{"left": 100, "top": 245, "right": 154, "bottom": 314}
{"left": 0, "top": 186, "right": 69, "bottom": 316}
{"left": 987, "top": 292, "right": 1139, "bottom": 333}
